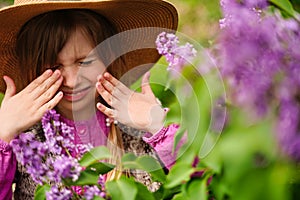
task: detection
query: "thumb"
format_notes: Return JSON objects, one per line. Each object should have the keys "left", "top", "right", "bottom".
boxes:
{"left": 3, "top": 76, "right": 16, "bottom": 100}
{"left": 141, "top": 71, "right": 154, "bottom": 95}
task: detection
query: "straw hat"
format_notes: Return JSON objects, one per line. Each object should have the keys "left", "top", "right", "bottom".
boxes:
{"left": 0, "top": 0, "right": 178, "bottom": 92}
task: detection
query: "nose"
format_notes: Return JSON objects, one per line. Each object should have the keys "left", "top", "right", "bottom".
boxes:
{"left": 60, "top": 66, "right": 80, "bottom": 88}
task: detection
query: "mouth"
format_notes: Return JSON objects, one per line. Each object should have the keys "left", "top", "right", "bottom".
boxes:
{"left": 62, "top": 86, "right": 92, "bottom": 102}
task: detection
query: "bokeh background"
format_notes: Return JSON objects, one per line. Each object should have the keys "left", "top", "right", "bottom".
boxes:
{"left": 0, "top": 0, "right": 221, "bottom": 46}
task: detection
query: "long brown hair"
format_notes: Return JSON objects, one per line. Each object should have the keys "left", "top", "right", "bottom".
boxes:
{"left": 16, "top": 9, "right": 127, "bottom": 180}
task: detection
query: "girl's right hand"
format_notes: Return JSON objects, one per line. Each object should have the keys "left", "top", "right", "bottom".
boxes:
{"left": 0, "top": 69, "right": 63, "bottom": 143}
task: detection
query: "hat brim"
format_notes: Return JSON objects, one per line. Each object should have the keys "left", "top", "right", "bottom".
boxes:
{"left": 0, "top": 0, "right": 178, "bottom": 92}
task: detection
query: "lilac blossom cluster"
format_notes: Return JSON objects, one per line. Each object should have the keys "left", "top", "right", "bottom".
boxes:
{"left": 46, "top": 186, "right": 72, "bottom": 200}
{"left": 46, "top": 175, "right": 107, "bottom": 200}
{"left": 156, "top": 31, "right": 197, "bottom": 77}
{"left": 218, "top": 0, "right": 300, "bottom": 161}
{"left": 10, "top": 109, "right": 106, "bottom": 199}
{"left": 10, "top": 109, "right": 82, "bottom": 184}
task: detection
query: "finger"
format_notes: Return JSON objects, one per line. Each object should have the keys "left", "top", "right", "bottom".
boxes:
{"left": 26, "top": 69, "right": 53, "bottom": 93}
{"left": 98, "top": 74, "right": 125, "bottom": 99}
{"left": 102, "top": 72, "right": 129, "bottom": 95}
{"left": 96, "top": 82, "right": 114, "bottom": 106}
{"left": 96, "top": 102, "right": 116, "bottom": 118}
{"left": 40, "top": 91, "right": 63, "bottom": 112}
{"left": 3, "top": 76, "right": 16, "bottom": 100}
{"left": 32, "top": 70, "right": 62, "bottom": 99}
{"left": 141, "top": 71, "right": 154, "bottom": 96}
{"left": 38, "top": 76, "right": 63, "bottom": 105}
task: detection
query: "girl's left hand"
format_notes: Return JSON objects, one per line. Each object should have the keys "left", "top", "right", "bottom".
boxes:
{"left": 96, "top": 71, "right": 166, "bottom": 134}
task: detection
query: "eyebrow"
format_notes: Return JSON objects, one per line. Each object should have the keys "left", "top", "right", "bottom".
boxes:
{"left": 76, "top": 51, "right": 97, "bottom": 62}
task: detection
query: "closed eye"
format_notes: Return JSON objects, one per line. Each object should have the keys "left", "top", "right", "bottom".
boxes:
{"left": 79, "top": 60, "right": 95, "bottom": 66}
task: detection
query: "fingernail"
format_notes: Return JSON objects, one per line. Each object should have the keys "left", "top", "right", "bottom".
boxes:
{"left": 54, "top": 70, "right": 61, "bottom": 76}
{"left": 104, "top": 72, "right": 110, "bottom": 78}
{"left": 45, "top": 69, "right": 52, "bottom": 75}
{"left": 57, "top": 91, "right": 63, "bottom": 97}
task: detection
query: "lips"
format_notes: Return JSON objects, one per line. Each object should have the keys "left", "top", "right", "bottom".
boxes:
{"left": 62, "top": 87, "right": 91, "bottom": 102}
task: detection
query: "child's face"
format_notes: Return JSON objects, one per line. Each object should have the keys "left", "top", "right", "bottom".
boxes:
{"left": 55, "top": 30, "right": 106, "bottom": 119}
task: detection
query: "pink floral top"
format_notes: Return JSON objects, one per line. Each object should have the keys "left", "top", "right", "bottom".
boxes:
{"left": 0, "top": 110, "right": 182, "bottom": 199}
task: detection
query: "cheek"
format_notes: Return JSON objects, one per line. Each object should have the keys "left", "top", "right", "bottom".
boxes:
{"left": 81, "top": 65, "right": 106, "bottom": 83}
{"left": 85, "top": 72, "right": 99, "bottom": 83}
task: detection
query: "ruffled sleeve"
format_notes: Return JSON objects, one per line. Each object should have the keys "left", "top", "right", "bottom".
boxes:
{"left": 0, "top": 139, "right": 17, "bottom": 200}
{"left": 143, "top": 124, "right": 186, "bottom": 170}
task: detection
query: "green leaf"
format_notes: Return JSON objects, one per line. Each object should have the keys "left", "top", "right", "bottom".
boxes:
{"left": 0, "top": 93, "right": 3, "bottom": 105}
{"left": 269, "top": 0, "right": 296, "bottom": 17}
{"left": 106, "top": 177, "right": 138, "bottom": 200}
{"left": 65, "top": 170, "right": 99, "bottom": 186}
{"left": 84, "top": 162, "right": 115, "bottom": 175}
{"left": 164, "top": 163, "right": 195, "bottom": 188}
{"left": 34, "top": 184, "right": 50, "bottom": 200}
{"left": 153, "top": 185, "right": 181, "bottom": 200}
{"left": 165, "top": 99, "right": 182, "bottom": 126}
{"left": 121, "top": 153, "right": 138, "bottom": 162}
{"left": 122, "top": 153, "right": 167, "bottom": 183}
{"left": 171, "top": 193, "right": 185, "bottom": 200}
{"left": 135, "top": 181, "right": 156, "bottom": 200}
{"left": 64, "top": 162, "right": 114, "bottom": 186}
{"left": 183, "top": 178, "right": 208, "bottom": 200}
{"left": 79, "top": 146, "right": 111, "bottom": 167}
{"left": 93, "top": 197, "right": 105, "bottom": 200}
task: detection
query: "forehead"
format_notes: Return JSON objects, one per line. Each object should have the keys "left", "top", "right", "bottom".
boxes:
{"left": 57, "top": 29, "right": 96, "bottom": 63}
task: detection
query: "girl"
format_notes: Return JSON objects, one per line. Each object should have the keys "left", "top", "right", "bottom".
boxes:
{"left": 0, "top": 0, "right": 182, "bottom": 199}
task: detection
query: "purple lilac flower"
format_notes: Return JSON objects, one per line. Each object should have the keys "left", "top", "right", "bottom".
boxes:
{"left": 46, "top": 186, "right": 72, "bottom": 200}
{"left": 42, "top": 110, "right": 75, "bottom": 155}
{"left": 220, "top": 0, "right": 268, "bottom": 15}
{"left": 276, "top": 99, "right": 300, "bottom": 161}
{"left": 11, "top": 109, "right": 87, "bottom": 186}
{"left": 10, "top": 133, "right": 50, "bottom": 184}
{"left": 97, "top": 175, "right": 105, "bottom": 189}
{"left": 218, "top": 1, "right": 283, "bottom": 115}
{"left": 11, "top": 109, "right": 106, "bottom": 198}
{"left": 75, "top": 143, "right": 94, "bottom": 159}
{"left": 156, "top": 32, "right": 197, "bottom": 77}
{"left": 84, "top": 185, "right": 103, "bottom": 200}
{"left": 52, "top": 155, "right": 82, "bottom": 182}
{"left": 218, "top": 0, "right": 300, "bottom": 161}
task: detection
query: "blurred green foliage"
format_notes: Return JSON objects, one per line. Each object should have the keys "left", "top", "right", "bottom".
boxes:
{"left": 0, "top": 93, "right": 3, "bottom": 104}
{"left": 168, "top": 0, "right": 221, "bottom": 47}
{"left": 1, "top": 0, "right": 300, "bottom": 199}
{"left": 0, "top": 0, "right": 12, "bottom": 7}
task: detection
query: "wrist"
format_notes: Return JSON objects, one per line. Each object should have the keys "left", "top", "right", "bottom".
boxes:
{"left": 147, "top": 121, "right": 164, "bottom": 135}
{"left": 146, "top": 107, "right": 169, "bottom": 135}
{"left": 0, "top": 127, "right": 18, "bottom": 143}
{"left": 0, "top": 133, "right": 16, "bottom": 143}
